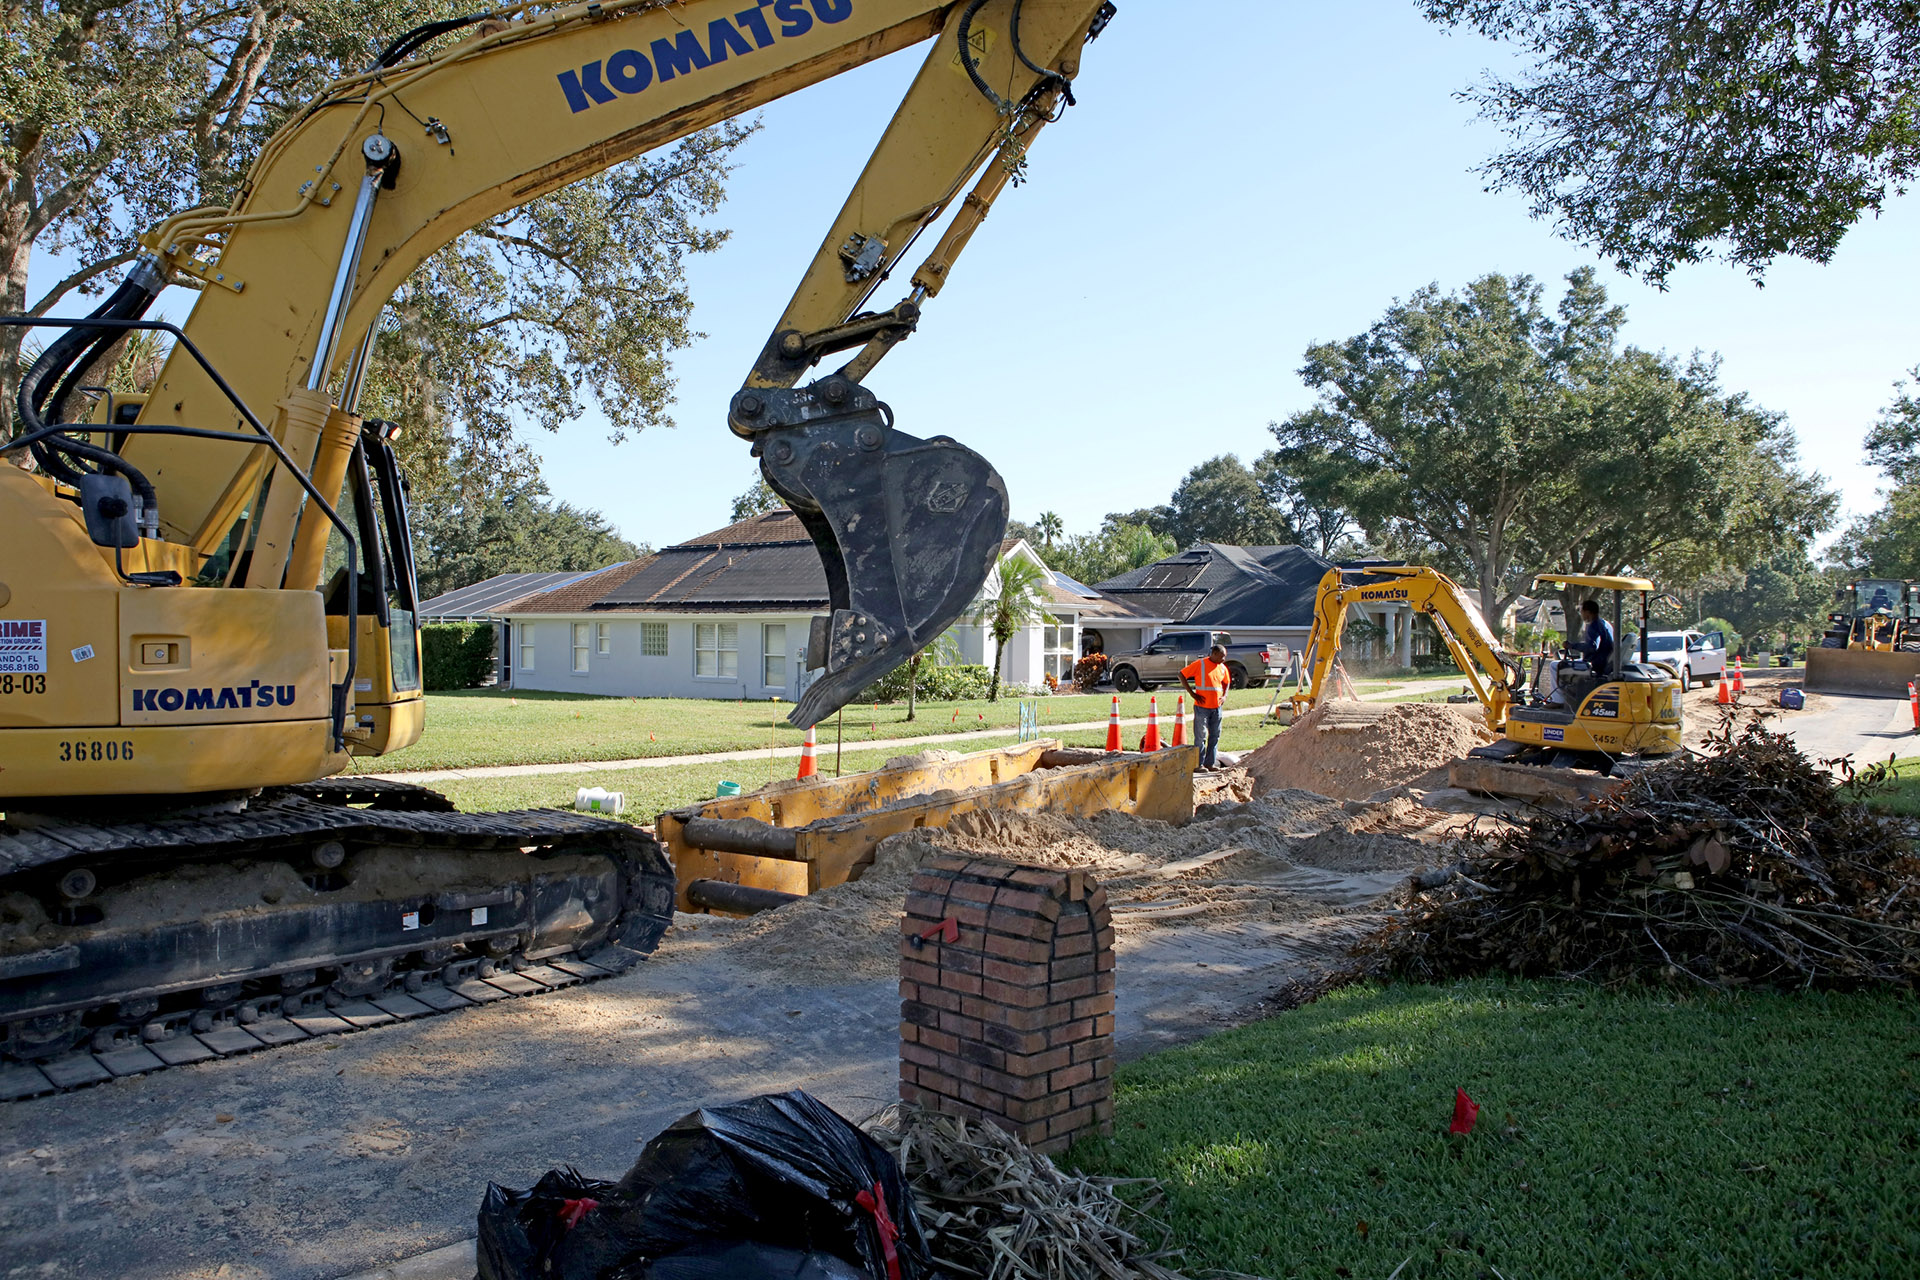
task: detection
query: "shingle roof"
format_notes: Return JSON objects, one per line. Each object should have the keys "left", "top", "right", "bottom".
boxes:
{"left": 419, "top": 570, "right": 600, "bottom": 619}
{"left": 1096, "top": 543, "right": 1332, "bottom": 628}
{"left": 676, "top": 509, "right": 812, "bottom": 547}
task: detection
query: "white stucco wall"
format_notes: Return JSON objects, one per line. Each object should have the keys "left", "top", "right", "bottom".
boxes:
{"left": 505, "top": 612, "right": 810, "bottom": 700}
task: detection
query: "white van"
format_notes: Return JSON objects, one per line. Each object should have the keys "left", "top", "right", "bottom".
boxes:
{"left": 1642, "top": 629, "right": 1727, "bottom": 689}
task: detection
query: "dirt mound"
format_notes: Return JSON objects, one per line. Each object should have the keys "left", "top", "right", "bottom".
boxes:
{"left": 1243, "top": 700, "right": 1493, "bottom": 801}
{"left": 708, "top": 788, "right": 1458, "bottom": 984}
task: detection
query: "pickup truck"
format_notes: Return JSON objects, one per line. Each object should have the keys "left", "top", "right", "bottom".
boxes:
{"left": 1106, "top": 630, "right": 1285, "bottom": 692}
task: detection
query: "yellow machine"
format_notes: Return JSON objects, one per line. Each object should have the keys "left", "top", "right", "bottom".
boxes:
{"left": 1287, "top": 566, "right": 1683, "bottom": 764}
{"left": 0, "top": 0, "right": 1118, "bottom": 1071}
{"left": 1288, "top": 565, "right": 1524, "bottom": 731}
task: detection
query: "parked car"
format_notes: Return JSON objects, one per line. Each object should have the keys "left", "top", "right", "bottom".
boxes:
{"left": 1642, "top": 628, "right": 1727, "bottom": 689}
{"left": 1106, "top": 630, "right": 1286, "bottom": 692}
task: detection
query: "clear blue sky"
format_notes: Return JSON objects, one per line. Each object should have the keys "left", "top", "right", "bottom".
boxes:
{"left": 32, "top": 2, "right": 1919, "bottom": 553}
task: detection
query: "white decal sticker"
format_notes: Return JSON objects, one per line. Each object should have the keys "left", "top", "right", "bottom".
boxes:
{"left": 401, "top": 910, "right": 421, "bottom": 931}
{"left": 71, "top": 644, "right": 95, "bottom": 663}
{"left": 355, "top": 678, "right": 373, "bottom": 693}
{"left": 471, "top": 907, "right": 489, "bottom": 926}
{"left": 0, "top": 621, "right": 47, "bottom": 674}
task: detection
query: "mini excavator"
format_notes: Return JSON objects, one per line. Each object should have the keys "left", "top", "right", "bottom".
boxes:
{"left": 1286, "top": 566, "right": 1683, "bottom": 767}
{"left": 0, "top": 0, "right": 1117, "bottom": 1072}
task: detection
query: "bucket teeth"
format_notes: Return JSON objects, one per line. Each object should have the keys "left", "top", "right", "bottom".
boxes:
{"left": 762, "top": 403, "right": 1007, "bottom": 727}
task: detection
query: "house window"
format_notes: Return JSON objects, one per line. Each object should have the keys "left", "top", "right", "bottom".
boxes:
{"left": 520, "top": 624, "right": 536, "bottom": 671}
{"left": 571, "top": 622, "right": 590, "bottom": 674}
{"left": 763, "top": 623, "right": 787, "bottom": 689}
{"left": 1044, "top": 614, "right": 1076, "bottom": 681}
{"left": 696, "top": 622, "right": 738, "bottom": 678}
{"left": 596, "top": 621, "right": 611, "bottom": 655}
{"left": 641, "top": 621, "right": 669, "bottom": 656}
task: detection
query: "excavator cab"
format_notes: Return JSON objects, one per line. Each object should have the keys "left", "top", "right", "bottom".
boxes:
{"left": 1499, "top": 573, "right": 1683, "bottom": 765}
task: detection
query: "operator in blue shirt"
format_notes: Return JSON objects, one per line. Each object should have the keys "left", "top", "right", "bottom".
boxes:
{"left": 1577, "top": 599, "right": 1615, "bottom": 673}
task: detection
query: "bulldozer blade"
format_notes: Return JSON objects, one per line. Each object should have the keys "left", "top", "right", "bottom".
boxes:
{"left": 1803, "top": 645, "right": 1920, "bottom": 698}
{"left": 760, "top": 404, "right": 1007, "bottom": 727}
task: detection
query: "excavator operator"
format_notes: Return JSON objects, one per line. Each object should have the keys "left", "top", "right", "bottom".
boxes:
{"left": 1576, "top": 599, "right": 1616, "bottom": 674}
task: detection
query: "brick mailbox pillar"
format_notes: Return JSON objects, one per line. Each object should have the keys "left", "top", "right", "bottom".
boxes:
{"left": 898, "top": 855, "right": 1116, "bottom": 1154}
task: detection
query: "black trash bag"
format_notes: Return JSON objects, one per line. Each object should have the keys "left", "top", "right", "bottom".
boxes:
{"left": 476, "top": 1091, "right": 932, "bottom": 1280}
{"left": 477, "top": 1166, "right": 617, "bottom": 1280}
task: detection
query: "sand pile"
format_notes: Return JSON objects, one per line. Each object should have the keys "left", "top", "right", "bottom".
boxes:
{"left": 704, "top": 790, "right": 1458, "bottom": 984}
{"left": 1243, "top": 700, "right": 1494, "bottom": 801}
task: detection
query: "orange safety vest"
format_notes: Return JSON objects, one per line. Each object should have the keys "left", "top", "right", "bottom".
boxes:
{"left": 1182, "top": 656, "right": 1229, "bottom": 709}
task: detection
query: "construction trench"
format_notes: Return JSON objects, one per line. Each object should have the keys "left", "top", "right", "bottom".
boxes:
{"left": 0, "top": 668, "right": 1902, "bottom": 1279}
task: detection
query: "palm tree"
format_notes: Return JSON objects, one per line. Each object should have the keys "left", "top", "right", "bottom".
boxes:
{"left": 1036, "top": 510, "right": 1064, "bottom": 550}
{"left": 971, "top": 553, "right": 1052, "bottom": 703}
{"left": 904, "top": 631, "right": 961, "bottom": 721}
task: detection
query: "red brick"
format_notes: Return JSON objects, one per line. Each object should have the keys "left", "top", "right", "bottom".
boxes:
{"left": 918, "top": 1026, "right": 960, "bottom": 1056}
{"left": 1091, "top": 1013, "right": 1115, "bottom": 1037}
{"left": 1052, "top": 931, "right": 1093, "bottom": 958}
{"left": 899, "top": 979, "right": 922, "bottom": 1003}
{"left": 937, "top": 970, "right": 984, "bottom": 998}
{"left": 1053, "top": 906, "right": 1091, "bottom": 933}
{"left": 937, "top": 1009, "right": 984, "bottom": 1042}
{"left": 991, "top": 886, "right": 1058, "bottom": 918}
{"left": 980, "top": 1022, "right": 1049, "bottom": 1055}
{"left": 1029, "top": 1133, "right": 1071, "bottom": 1156}
{"left": 917, "top": 985, "right": 963, "bottom": 1013}
{"left": 1050, "top": 975, "right": 1096, "bottom": 1002}
{"left": 956, "top": 1039, "right": 1005, "bottom": 1070}
{"left": 1093, "top": 950, "right": 1115, "bottom": 972}
{"left": 1001, "top": 1090, "right": 1072, "bottom": 1124}
{"left": 901, "top": 1041, "right": 944, "bottom": 1070}
{"left": 904, "top": 890, "right": 949, "bottom": 919}
{"left": 1094, "top": 926, "right": 1115, "bottom": 949}
{"left": 981, "top": 957, "right": 1048, "bottom": 987}
{"left": 1069, "top": 1081, "right": 1111, "bottom": 1108}
{"left": 1070, "top": 1035, "right": 1114, "bottom": 1064}
{"left": 917, "top": 1066, "right": 964, "bottom": 1098}
{"left": 945, "top": 1057, "right": 984, "bottom": 1088}
{"left": 980, "top": 978, "right": 1050, "bottom": 1008}
{"left": 900, "top": 958, "right": 942, "bottom": 986}
{"left": 1003, "top": 1045, "right": 1072, "bottom": 1077}
{"left": 1091, "top": 1097, "right": 1115, "bottom": 1123}
{"left": 922, "top": 855, "right": 971, "bottom": 874}
{"left": 1051, "top": 1061, "right": 1095, "bottom": 1091}
{"left": 1084, "top": 886, "right": 1108, "bottom": 913}
{"left": 956, "top": 1080, "right": 1011, "bottom": 1113}
{"left": 983, "top": 911, "right": 1057, "bottom": 941}
{"left": 945, "top": 901, "right": 991, "bottom": 928}
{"left": 925, "top": 1096, "right": 987, "bottom": 1127}
{"left": 984, "top": 932, "right": 1051, "bottom": 965}
{"left": 900, "top": 1021, "right": 920, "bottom": 1044}
{"left": 898, "top": 1080, "right": 925, "bottom": 1105}
{"left": 1008, "top": 867, "right": 1066, "bottom": 892}
{"left": 1073, "top": 994, "right": 1116, "bottom": 1019}
{"left": 1065, "top": 870, "right": 1087, "bottom": 901}
{"left": 1092, "top": 1057, "right": 1114, "bottom": 1080}
{"left": 982, "top": 1112, "right": 1046, "bottom": 1145}
{"left": 1050, "top": 952, "right": 1096, "bottom": 981}
{"left": 1048, "top": 1104, "right": 1094, "bottom": 1139}
{"left": 1089, "top": 906, "right": 1114, "bottom": 932}
{"left": 977, "top": 1066, "right": 1052, "bottom": 1101}
{"left": 947, "top": 879, "right": 999, "bottom": 905}
{"left": 991, "top": 1001, "right": 1064, "bottom": 1031}
{"left": 932, "top": 945, "right": 985, "bottom": 976}
{"left": 901, "top": 1000, "right": 940, "bottom": 1028}
{"left": 1092, "top": 970, "right": 1116, "bottom": 995}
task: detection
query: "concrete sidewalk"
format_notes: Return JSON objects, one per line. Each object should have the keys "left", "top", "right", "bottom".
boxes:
{"left": 367, "top": 678, "right": 1466, "bottom": 785}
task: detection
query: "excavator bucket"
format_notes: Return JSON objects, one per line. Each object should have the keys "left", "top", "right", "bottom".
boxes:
{"left": 1803, "top": 646, "right": 1920, "bottom": 697}
{"left": 760, "top": 403, "right": 1008, "bottom": 728}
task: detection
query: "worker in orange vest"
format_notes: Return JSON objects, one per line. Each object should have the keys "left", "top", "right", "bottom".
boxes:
{"left": 1180, "top": 643, "right": 1232, "bottom": 770}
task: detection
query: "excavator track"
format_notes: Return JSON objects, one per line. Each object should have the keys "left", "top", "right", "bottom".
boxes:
{"left": 0, "top": 781, "right": 675, "bottom": 1100}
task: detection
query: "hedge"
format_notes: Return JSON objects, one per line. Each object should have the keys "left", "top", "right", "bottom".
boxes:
{"left": 422, "top": 622, "right": 497, "bottom": 690}
{"left": 857, "top": 662, "right": 995, "bottom": 704}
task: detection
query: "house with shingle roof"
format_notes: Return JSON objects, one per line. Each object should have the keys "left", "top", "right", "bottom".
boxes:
{"left": 486, "top": 511, "right": 1164, "bottom": 700}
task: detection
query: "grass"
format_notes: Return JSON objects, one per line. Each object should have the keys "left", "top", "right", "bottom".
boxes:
{"left": 431, "top": 717, "right": 1288, "bottom": 817}
{"left": 1869, "top": 757, "right": 1920, "bottom": 817}
{"left": 356, "top": 687, "right": 1309, "bottom": 774}
{"left": 1070, "top": 978, "right": 1920, "bottom": 1279}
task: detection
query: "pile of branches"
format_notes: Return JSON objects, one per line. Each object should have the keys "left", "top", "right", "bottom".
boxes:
{"left": 1357, "top": 723, "right": 1920, "bottom": 989}
{"left": 864, "top": 1104, "right": 1206, "bottom": 1280}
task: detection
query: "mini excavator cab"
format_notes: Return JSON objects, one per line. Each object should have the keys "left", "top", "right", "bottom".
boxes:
{"left": 1500, "top": 573, "right": 1684, "bottom": 765}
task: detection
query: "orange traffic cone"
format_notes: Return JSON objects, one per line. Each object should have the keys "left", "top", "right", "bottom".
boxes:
{"left": 1172, "top": 695, "right": 1186, "bottom": 747}
{"left": 796, "top": 725, "right": 818, "bottom": 779}
{"left": 1105, "top": 695, "right": 1122, "bottom": 752}
{"left": 1732, "top": 657, "right": 1745, "bottom": 693}
{"left": 1715, "top": 675, "right": 1732, "bottom": 705}
{"left": 1909, "top": 681, "right": 1918, "bottom": 730}
{"left": 1142, "top": 696, "right": 1161, "bottom": 751}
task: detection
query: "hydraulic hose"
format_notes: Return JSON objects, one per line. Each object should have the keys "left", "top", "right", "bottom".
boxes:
{"left": 15, "top": 257, "right": 164, "bottom": 485}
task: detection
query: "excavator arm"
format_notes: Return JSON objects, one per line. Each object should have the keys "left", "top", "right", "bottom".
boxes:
{"left": 16, "top": 0, "right": 1115, "bottom": 732}
{"left": 1290, "top": 566, "right": 1523, "bottom": 731}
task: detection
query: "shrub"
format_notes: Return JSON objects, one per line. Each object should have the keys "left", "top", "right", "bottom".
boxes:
{"left": 858, "top": 662, "right": 995, "bottom": 704}
{"left": 422, "top": 623, "right": 496, "bottom": 690}
{"left": 1073, "top": 653, "right": 1109, "bottom": 692}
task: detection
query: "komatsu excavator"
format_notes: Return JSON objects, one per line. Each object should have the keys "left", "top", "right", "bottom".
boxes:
{"left": 0, "top": 0, "right": 1116, "bottom": 1077}
{"left": 1286, "top": 565, "right": 1683, "bottom": 764}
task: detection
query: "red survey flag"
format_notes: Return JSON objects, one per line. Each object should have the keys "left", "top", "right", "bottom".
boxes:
{"left": 1450, "top": 1088, "right": 1480, "bottom": 1135}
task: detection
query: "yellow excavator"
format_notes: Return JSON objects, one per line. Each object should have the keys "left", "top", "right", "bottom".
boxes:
{"left": 1286, "top": 566, "right": 1683, "bottom": 763}
{"left": 0, "top": 0, "right": 1116, "bottom": 1077}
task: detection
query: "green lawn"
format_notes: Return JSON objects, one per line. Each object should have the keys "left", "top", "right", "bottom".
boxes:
{"left": 431, "top": 717, "right": 1287, "bottom": 818}
{"left": 356, "top": 687, "right": 1300, "bottom": 774}
{"left": 1071, "top": 978, "right": 1920, "bottom": 1279}
{"left": 1869, "top": 757, "right": 1920, "bottom": 817}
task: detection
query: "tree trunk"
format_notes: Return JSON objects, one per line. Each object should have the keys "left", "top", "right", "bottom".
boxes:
{"left": 988, "top": 638, "right": 1005, "bottom": 702}
{"left": 906, "top": 656, "right": 918, "bottom": 721}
